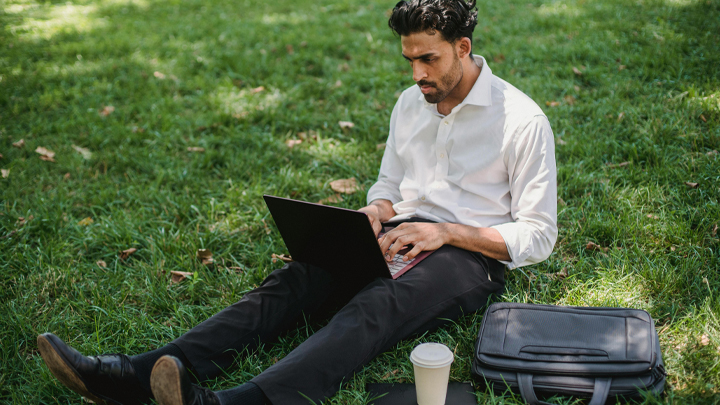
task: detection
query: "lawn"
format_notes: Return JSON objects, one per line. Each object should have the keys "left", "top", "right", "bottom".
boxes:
{"left": 1, "top": 0, "right": 719, "bottom": 403}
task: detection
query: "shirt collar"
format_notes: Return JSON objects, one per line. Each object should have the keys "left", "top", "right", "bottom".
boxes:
{"left": 420, "top": 55, "right": 493, "bottom": 113}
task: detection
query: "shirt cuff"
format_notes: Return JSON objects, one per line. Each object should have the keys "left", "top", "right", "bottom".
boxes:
{"left": 490, "top": 222, "right": 534, "bottom": 269}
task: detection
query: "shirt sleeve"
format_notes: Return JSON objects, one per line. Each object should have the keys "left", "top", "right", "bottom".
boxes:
{"left": 366, "top": 96, "right": 405, "bottom": 205}
{"left": 491, "top": 115, "right": 558, "bottom": 269}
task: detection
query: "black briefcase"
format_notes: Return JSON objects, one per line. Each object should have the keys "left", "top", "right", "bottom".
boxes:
{"left": 472, "top": 303, "right": 666, "bottom": 404}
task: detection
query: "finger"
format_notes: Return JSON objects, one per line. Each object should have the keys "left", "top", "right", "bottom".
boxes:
{"left": 386, "top": 235, "right": 409, "bottom": 260}
{"left": 403, "top": 243, "right": 424, "bottom": 261}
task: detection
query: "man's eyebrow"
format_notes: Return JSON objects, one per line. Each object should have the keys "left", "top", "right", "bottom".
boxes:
{"left": 401, "top": 52, "right": 437, "bottom": 61}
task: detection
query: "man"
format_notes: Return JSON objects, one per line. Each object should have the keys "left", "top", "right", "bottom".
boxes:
{"left": 37, "top": 0, "right": 557, "bottom": 404}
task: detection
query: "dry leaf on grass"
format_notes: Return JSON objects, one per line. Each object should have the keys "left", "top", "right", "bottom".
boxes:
{"left": 707, "top": 150, "right": 718, "bottom": 156}
{"left": 196, "top": 249, "right": 214, "bottom": 266}
{"left": 153, "top": 71, "right": 166, "bottom": 79}
{"left": 72, "top": 145, "right": 92, "bottom": 160}
{"left": 606, "top": 161, "right": 630, "bottom": 169}
{"left": 97, "top": 260, "right": 107, "bottom": 268}
{"left": 251, "top": 86, "right": 265, "bottom": 94}
{"left": 261, "top": 219, "right": 272, "bottom": 235}
{"left": 617, "top": 112, "right": 625, "bottom": 122}
{"left": 376, "top": 143, "right": 386, "bottom": 150}
{"left": 493, "top": 54, "right": 505, "bottom": 63}
{"left": 170, "top": 271, "right": 193, "bottom": 283}
{"left": 187, "top": 147, "right": 205, "bottom": 153}
{"left": 586, "top": 241, "right": 608, "bottom": 252}
{"left": 12, "top": 139, "right": 25, "bottom": 148}
{"left": 712, "top": 224, "right": 718, "bottom": 237}
{"left": 685, "top": 182, "right": 699, "bottom": 189}
{"left": 647, "top": 214, "right": 659, "bottom": 220}
{"left": 572, "top": 66, "right": 583, "bottom": 75}
{"left": 77, "top": 217, "right": 94, "bottom": 226}
{"left": 285, "top": 139, "right": 302, "bottom": 148}
{"left": 382, "top": 369, "right": 400, "bottom": 379}
{"left": 699, "top": 114, "right": 707, "bottom": 123}
{"left": 64, "top": 173, "right": 71, "bottom": 180}
{"left": 338, "top": 121, "right": 355, "bottom": 130}
{"left": 701, "top": 334, "right": 710, "bottom": 346}
{"left": 545, "top": 101, "right": 560, "bottom": 107}
{"left": 563, "top": 95, "right": 576, "bottom": 105}
{"left": 546, "top": 267, "right": 569, "bottom": 281}
{"left": 1, "top": 169, "right": 8, "bottom": 179}
{"left": 271, "top": 253, "right": 293, "bottom": 263}
{"left": 556, "top": 137, "right": 567, "bottom": 145}
{"left": 285, "top": 44, "right": 294, "bottom": 54}
{"left": 330, "top": 178, "right": 358, "bottom": 194}
{"left": 318, "top": 194, "right": 343, "bottom": 204}
{"left": 119, "top": 247, "right": 137, "bottom": 260}
{"left": 333, "top": 80, "right": 342, "bottom": 88}
{"left": 0, "top": 153, "right": 4, "bottom": 159}
{"left": 99, "top": 106, "right": 115, "bottom": 117}
{"left": 16, "top": 216, "right": 33, "bottom": 226}
{"left": 35, "top": 146, "right": 56, "bottom": 162}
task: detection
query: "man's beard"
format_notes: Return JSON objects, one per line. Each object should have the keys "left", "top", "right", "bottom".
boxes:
{"left": 418, "top": 53, "right": 463, "bottom": 104}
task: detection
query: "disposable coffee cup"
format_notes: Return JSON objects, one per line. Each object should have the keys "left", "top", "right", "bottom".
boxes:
{"left": 410, "top": 343, "right": 454, "bottom": 405}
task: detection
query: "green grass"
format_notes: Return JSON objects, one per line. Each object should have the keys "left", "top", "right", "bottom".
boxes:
{"left": 1, "top": 0, "right": 719, "bottom": 403}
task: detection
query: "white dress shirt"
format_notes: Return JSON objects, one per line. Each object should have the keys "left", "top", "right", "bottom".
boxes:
{"left": 367, "top": 55, "right": 557, "bottom": 269}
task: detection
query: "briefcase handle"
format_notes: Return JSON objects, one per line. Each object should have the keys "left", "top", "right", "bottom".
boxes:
{"left": 517, "top": 373, "right": 612, "bottom": 405}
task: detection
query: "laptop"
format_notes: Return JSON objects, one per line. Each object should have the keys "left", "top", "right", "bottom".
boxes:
{"left": 263, "top": 195, "right": 434, "bottom": 279}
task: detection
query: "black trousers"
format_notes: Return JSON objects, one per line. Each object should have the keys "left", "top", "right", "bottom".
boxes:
{"left": 173, "top": 244, "right": 505, "bottom": 404}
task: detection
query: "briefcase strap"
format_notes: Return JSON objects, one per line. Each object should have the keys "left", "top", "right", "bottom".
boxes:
{"left": 517, "top": 373, "right": 612, "bottom": 405}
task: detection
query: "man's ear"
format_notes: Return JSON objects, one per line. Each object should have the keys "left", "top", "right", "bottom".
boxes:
{"left": 456, "top": 37, "right": 473, "bottom": 59}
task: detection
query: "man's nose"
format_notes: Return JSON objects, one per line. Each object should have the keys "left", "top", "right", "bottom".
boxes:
{"left": 412, "top": 64, "right": 427, "bottom": 83}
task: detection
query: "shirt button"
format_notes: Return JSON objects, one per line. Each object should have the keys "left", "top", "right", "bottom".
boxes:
{"left": 444, "top": 121, "right": 449, "bottom": 125}
{"left": 440, "top": 153, "right": 445, "bottom": 158}
{"left": 421, "top": 196, "right": 426, "bottom": 201}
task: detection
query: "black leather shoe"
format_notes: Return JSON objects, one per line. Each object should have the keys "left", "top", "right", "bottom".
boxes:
{"left": 151, "top": 355, "right": 221, "bottom": 405}
{"left": 37, "top": 333, "right": 152, "bottom": 405}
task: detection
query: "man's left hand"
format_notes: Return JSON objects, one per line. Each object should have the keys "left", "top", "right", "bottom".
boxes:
{"left": 379, "top": 222, "right": 449, "bottom": 262}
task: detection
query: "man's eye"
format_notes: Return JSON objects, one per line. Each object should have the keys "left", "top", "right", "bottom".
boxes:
{"left": 423, "top": 58, "right": 434, "bottom": 63}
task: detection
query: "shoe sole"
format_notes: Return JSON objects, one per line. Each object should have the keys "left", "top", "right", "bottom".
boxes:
{"left": 36, "top": 334, "right": 112, "bottom": 405}
{"left": 150, "top": 357, "right": 185, "bottom": 405}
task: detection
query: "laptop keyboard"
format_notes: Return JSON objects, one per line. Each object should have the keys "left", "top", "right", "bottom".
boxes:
{"left": 388, "top": 254, "right": 416, "bottom": 276}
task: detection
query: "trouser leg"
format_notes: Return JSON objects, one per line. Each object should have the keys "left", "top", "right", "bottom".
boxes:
{"left": 252, "top": 245, "right": 505, "bottom": 404}
{"left": 172, "top": 261, "right": 362, "bottom": 380}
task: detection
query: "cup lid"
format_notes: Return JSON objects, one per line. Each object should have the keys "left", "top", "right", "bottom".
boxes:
{"left": 410, "top": 343, "right": 454, "bottom": 368}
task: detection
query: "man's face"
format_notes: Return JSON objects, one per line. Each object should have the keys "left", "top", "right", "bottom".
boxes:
{"left": 401, "top": 31, "right": 463, "bottom": 104}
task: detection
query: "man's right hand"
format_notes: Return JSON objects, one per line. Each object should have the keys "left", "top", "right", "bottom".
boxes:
{"left": 358, "top": 200, "right": 395, "bottom": 237}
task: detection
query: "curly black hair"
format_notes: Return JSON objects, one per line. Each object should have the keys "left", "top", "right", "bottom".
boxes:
{"left": 388, "top": 0, "right": 478, "bottom": 44}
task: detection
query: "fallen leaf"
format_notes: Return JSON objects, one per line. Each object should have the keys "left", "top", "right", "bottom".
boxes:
{"left": 271, "top": 253, "right": 294, "bottom": 263}
{"left": 338, "top": 121, "right": 355, "bottom": 129}
{"left": 12, "top": 139, "right": 25, "bottom": 148}
{"left": 707, "top": 150, "right": 718, "bottom": 156}
{"left": 701, "top": 334, "right": 710, "bottom": 346}
{"left": 251, "top": 86, "right": 265, "bottom": 94}
{"left": 170, "top": 270, "right": 193, "bottom": 283}
{"left": 300, "top": 41, "right": 308, "bottom": 47}
{"left": 99, "top": 105, "right": 115, "bottom": 117}
{"left": 617, "top": 112, "right": 625, "bottom": 122}
{"left": 77, "top": 217, "right": 94, "bottom": 226}
{"left": 647, "top": 214, "right": 659, "bottom": 219}
{"left": 556, "top": 137, "right": 567, "bottom": 145}
{"left": 197, "top": 249, "right": 214, "bottom": 266}
{"left": 572, "top": 66, "right": 583, "bottom": 75}
{"left": 119, "top": 247, "right": 137, "bottom": 260}
{"left": 285, "top": 139, "right": 302, "bottom": 148}
{"left": 97, "top": 260, "right": 107, "bottom": 268}
{"left": 187, "top": 147, "right": 205, "bottom": 153}
{"left": 586, "top": 241, "right": 608, "bottom": 252}
{"left": 712, "top": 224, "right": 717, "bottom": 237}
{"left": 318, "top": 193, "right": 344, "bottom": 204}
{"left": 618, "top": 65, "right": 626, "bottom": 71}
{"left": 261, "top": 219, "right": 272, "bottom": 235}
{"left": 547, "top": 267, "right": 569, "bottom": 281}
{"left": 376, "top": 143, "right": 386, "bottom": 150}
{"left": 72, "top": 145, "right": 92, "bottom": 160}
{"left": 493, "top": 54, "right": 505, "bottom": 63}
{"left": 606, "top": 161, "right": 630, "bottom": 169}
{"left": 333, "top": 80, "right": 342, "bottom": 88}
{"left": 0, "top": 153, "right": 3, "bottom": 159}
{"left": 685, "top": 182, "right": 699, "bottom": 189}
{"left": 1, "top": 169, "right": 8, "bottom": 179}
{"left": 558, "top": 198, "right": 566, "bottom": 206}
{"left": 700, "top": 114, "right": 707, "bottom": 122}
{"left": 338, "top": 63, "right": 350, "bottom": 72}
{"left": 330, "top": 177, "right": 358, "bottom": 194}
{"left": 153, "top": 71, "right": 166, "bottom": 79}
{"left": 286, "top": 44, "right": 294, "bottom": 54}
{"left": 382, "top": 369, "right": 400, "bottom": 379}
{"left": 670, "top": 246, "right": 676, "bottom": 252}
{"left": 35, "top": 146, "right": 56, "bottom": 162}
{"left": 64, "top": 173, "right": 71, "bottom": 180}
{"left": 563, "top": 95, "right": 576, "bottom": 105}
{"left": 297, "top": 132, "right": 308, "bottom": 140}
{"left": 545, "top": 101, "right": 560, "bottom": 107}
